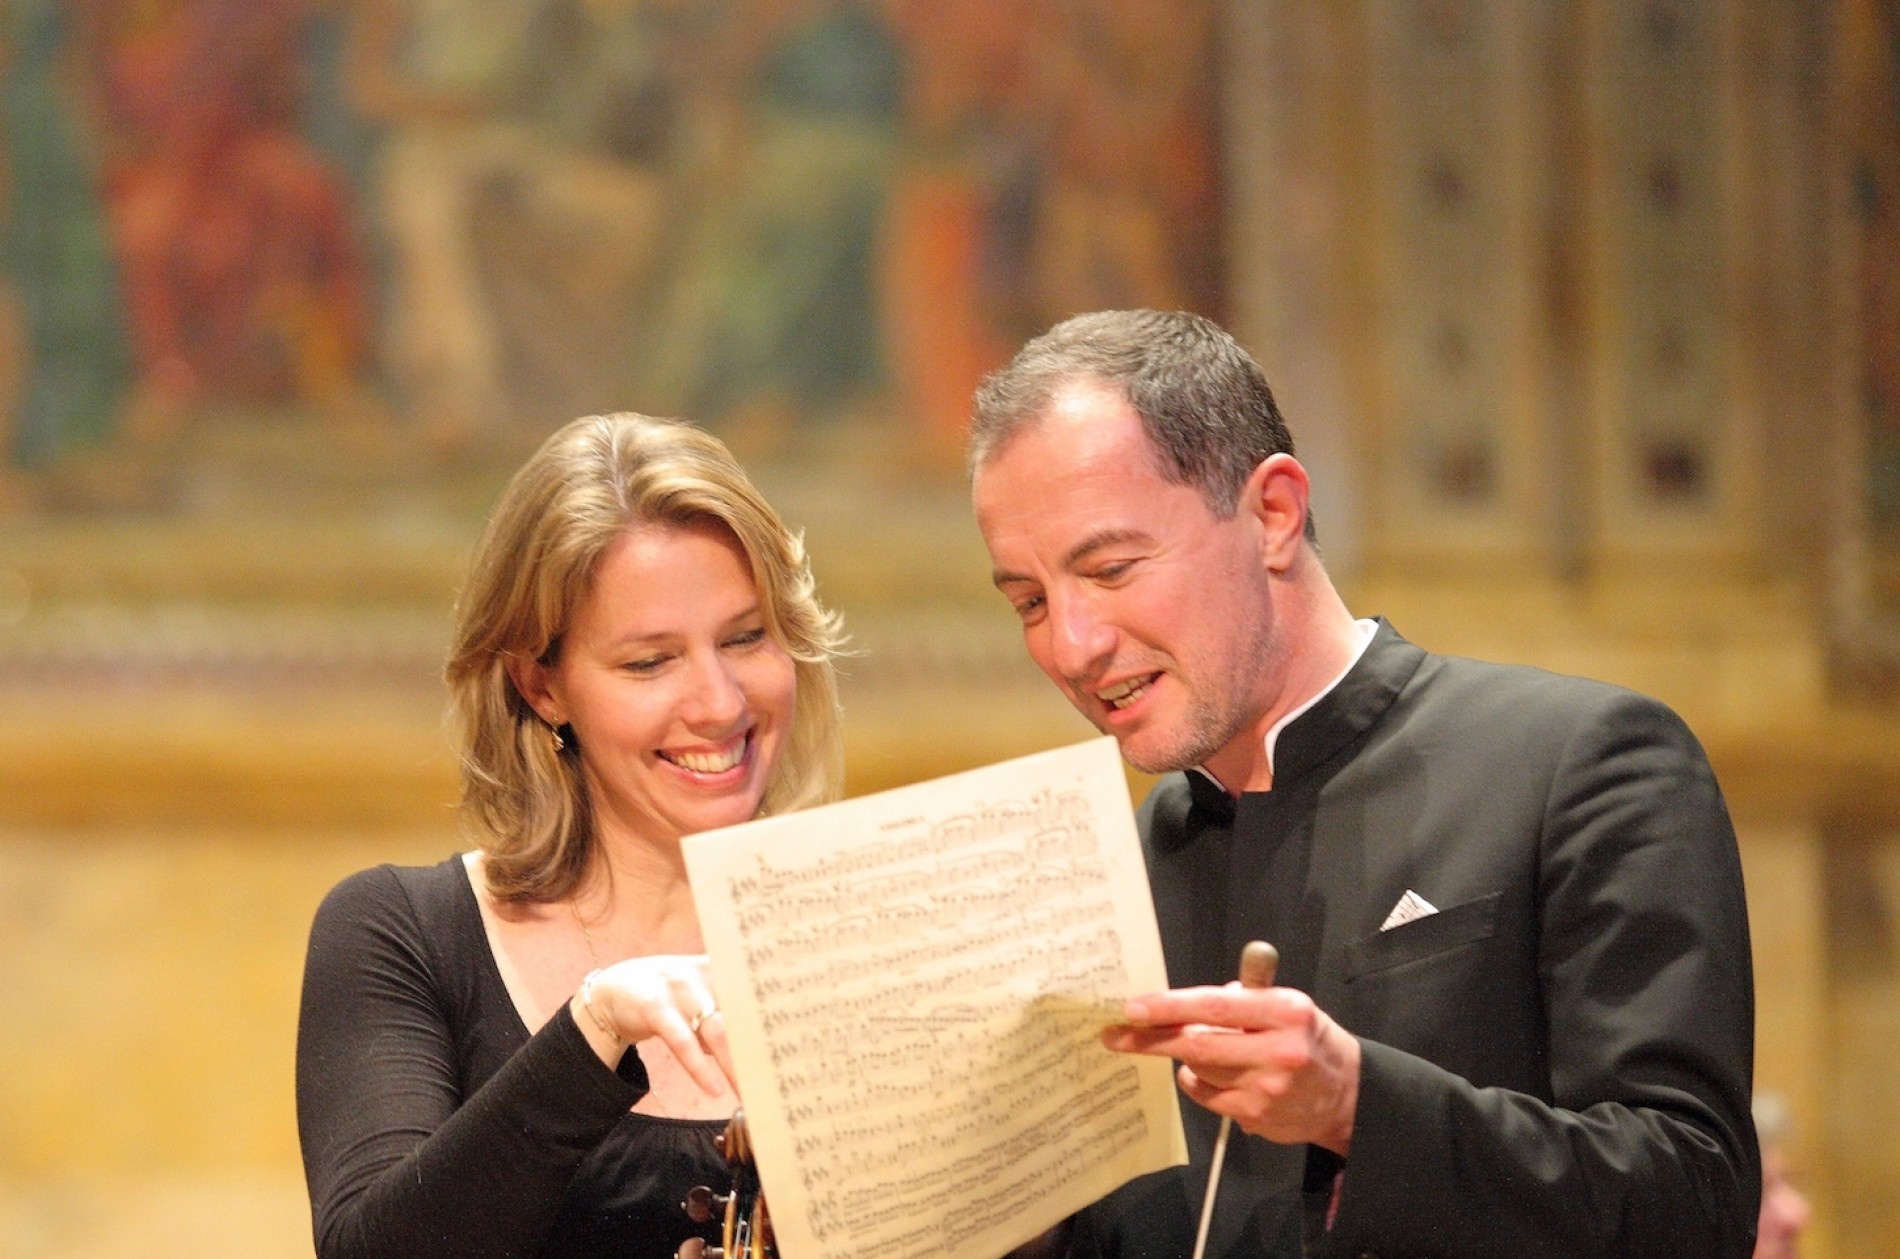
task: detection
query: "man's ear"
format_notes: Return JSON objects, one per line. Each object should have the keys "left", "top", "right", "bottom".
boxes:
{"left": 1246, "top": 453, "right": 1311, "bottom": 571}
{"left": 504, "top": 653, "right": 563, "bottom": 728}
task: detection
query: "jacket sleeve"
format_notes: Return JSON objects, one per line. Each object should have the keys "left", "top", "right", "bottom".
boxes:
{"left": 295, "top": 865, "right": 646, "bottom": 1259}
{"left": 1315, "top": 692, "right": 1759, "bottom": 1259}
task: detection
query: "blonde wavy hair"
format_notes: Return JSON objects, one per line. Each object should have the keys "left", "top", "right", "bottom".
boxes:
{"left": 445, "top": 413, "right": 846, "bottom": 903}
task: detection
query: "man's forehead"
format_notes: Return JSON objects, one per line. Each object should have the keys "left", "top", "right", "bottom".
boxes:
{"left": 977, "top": 437, "right": 1215, "bottom": 586}
{"left": 975, "top": 422, "right": 1141, "bottom": 526}
{"left": 979, "top": 387, "right": 1158, "bottom": 481}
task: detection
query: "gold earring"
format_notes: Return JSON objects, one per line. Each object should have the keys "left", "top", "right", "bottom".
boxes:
{"left": 549, "top": 723, "right": 565, "bottom": 754}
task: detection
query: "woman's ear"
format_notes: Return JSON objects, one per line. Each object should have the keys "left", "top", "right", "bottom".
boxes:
{"left": 1247, "top": 453, "right": 1312, "bottom": 571}
{"left": 504, "top": 653, "right": 563, "bottom": 728}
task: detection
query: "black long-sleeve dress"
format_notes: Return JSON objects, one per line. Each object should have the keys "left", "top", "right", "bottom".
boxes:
{"left": 296, "top": 854, "right": 731, "bottom": 1259}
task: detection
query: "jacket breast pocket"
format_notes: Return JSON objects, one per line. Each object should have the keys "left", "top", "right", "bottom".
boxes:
{"left": 1342, "top": 891, "right": 1502, "bottom": 981}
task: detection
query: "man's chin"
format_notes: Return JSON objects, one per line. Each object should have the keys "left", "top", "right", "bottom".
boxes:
{"left": 1072, "top": 693, "right": 1206, "bottom": 774}
{"left": 1110, "top": 729, "right": 1201, "bottom": 777}
{"left": 1106, "top": 710, "right": 1232, "bottom": 777}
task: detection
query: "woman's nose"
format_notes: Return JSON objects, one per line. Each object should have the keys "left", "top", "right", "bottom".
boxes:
{"left": 683, "top": 653, "right": 747, "bottom": 728}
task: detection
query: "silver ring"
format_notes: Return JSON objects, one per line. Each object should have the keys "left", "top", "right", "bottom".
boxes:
{"left": 689, "top": 1002, "right": 716, "bottom": 1035}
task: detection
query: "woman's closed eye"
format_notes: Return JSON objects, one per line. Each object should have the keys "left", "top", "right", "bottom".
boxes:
{"left": 622, "top": 652, "right": 673, "bottom": 675}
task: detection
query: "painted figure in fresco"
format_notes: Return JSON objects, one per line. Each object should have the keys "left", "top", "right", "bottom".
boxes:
{"left": 877, "top": 0, "right": 1220, "bottom": 466}
{"left": 352, "top": 0, "right": 903, "bottom": 449}
{"left": 877, "top": 0, "right": 1035, "bottom": 466}
{"left": 1861, "top": 6, "right": 1900, "bottom": 534}
{"left": 347, "top": 0, "right": 713, "bottom": 443}
{"left": 336, "top": 0, "right": 1217, "bottom": 458}
{"left": 637, "top": 0, "right": 901, "bottom": 450}
{"left": 0, "top": 0, "right": 133, "bottom": 477}
{"left": 1020, "top": 0, "right": 1220, "bottom": 325}
{"left": 71, "top": 0, "right": 374, "bottom": 434}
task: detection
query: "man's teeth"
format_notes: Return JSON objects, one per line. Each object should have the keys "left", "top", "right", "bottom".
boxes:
{"left": 1098, "top": 677, "right": 1152, "bottom": 710}
{"left": 667, "top": 741, "right": 745, "bottom": 773}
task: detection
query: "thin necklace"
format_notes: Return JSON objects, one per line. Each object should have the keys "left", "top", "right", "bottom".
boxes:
{"left": 569, "top": 894, "right": 605, "bottom": 968}
{"left": 572, "top": 877, "right": 717, "bottom": 1120}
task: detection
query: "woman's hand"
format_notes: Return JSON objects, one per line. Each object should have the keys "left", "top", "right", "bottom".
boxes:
{"left": 570, "top": 954, "right": 734, "bottom": 1095}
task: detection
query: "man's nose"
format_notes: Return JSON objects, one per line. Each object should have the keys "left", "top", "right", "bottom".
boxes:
{"left": 1046, "top": 593, "right": 1117, "bottom": 684}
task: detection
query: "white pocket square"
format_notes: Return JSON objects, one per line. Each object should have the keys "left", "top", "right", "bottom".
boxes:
{"left": 1380, "top": 889, "right": 1438, "bottom": 931}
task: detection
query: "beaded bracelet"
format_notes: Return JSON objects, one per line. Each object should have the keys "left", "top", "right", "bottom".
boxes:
{"left": 578, "top": 968, "right": 623, "bottom": 1045}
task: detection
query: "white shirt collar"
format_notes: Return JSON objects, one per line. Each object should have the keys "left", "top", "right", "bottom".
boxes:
{"left": 1192, "top": 618, "right": 1379, "bottom": 792}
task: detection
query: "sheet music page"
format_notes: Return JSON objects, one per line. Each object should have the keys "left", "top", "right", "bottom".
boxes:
{"left": 683, "top": 736, "right": 1187, "bottom": 1259}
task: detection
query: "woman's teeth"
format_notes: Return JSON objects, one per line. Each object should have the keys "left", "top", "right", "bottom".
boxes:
{"left": 665, "top": 739, "right": 745, "bottom": 773}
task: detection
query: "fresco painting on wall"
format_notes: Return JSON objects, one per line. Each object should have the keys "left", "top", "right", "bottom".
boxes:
{"left": 1861, "top": 2, "right": 1900, "bottom": 607}
{"left": 0, "top": 0, "right": 1222, "bottom": 514}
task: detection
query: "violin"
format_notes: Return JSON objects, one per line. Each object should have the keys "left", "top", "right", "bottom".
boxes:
{"left": 680, "top": 1109, "right": 773, "bottom": 1259}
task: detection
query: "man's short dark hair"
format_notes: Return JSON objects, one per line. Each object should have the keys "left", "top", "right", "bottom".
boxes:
{"left": 969, "top": 310, "right": 1307, "bottom": 538}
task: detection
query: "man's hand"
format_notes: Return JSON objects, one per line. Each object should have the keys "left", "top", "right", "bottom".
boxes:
{"left": 1103, "top": 984, "right": 1362, "bottom": 1155}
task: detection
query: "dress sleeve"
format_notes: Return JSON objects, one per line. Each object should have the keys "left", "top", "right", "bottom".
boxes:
{"left": 296, "top": 865, "right": 647, "bottom": 1259}
{"left": 1318, "top": 692, "right": 1760, "bottom": 1259}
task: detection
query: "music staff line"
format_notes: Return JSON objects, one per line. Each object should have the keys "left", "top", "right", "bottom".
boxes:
{"left": 735, "top": 838, "right": 1105, "bottom": 937}
{"left": 752, "top": 925, "right": 1128, "bottom": 1018}
{"left": 740, "top": 867, "right": 1113, "bottom": 961}
{"left": 725, "top": 788, "right": 1097, "bottom": 901}
{"left": 780, "top": 1020, "right": 1125, "bottom": 1142}
{"left": 766, "top": 974, "right": 1128, "bottom": 1090}
{"left": 801, "top": 1082, "right": 1153, "bottom": 1254}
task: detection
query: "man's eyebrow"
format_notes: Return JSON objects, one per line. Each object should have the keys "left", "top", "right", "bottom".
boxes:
{"left": 991, "top": 528, "right": 1151, "bottom": 589}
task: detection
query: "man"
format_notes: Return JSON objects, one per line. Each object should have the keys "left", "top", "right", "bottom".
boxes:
{"left": 969, "top": 310, "right": 1758, "bottom": 1257}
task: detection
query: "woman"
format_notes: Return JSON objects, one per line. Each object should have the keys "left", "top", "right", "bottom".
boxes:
{"left": 296, "top": 413, "right": 846, "bottom": 1258}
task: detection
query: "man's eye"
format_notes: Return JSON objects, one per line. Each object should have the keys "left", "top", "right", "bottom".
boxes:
{"left": 1013, "top": 594, "right": 1046, "bottom": 619}
{"left": 1090, "top": 560, "right": 1133, "bottom": 582}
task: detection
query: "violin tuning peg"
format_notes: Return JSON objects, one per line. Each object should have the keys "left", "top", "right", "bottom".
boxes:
{"left": 683, "top": 1186, "right": 716, "bottom": 1223}
{"left": 676, "top": 1240, "right": 707, "bottom": 1259}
